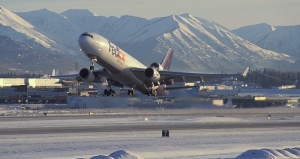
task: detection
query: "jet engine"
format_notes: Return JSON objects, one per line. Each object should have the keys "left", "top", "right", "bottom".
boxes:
{"left": 79, "top": 68, "right": 95, "bottom": 83}
{"left": 149, "top": 62, "right": 164, "bottom": 71}
{"left": 144, "top": 67, "right": 160, "bottom": 82}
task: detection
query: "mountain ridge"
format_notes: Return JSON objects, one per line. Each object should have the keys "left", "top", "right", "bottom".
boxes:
{"left": 0, "top": 6, "right": 298, "bottom": 74}
{"left": 233, "top": 23, "right": 300, "bottom": 57}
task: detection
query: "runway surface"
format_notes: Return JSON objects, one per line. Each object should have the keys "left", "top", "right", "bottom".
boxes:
{"left": 1, "top": 108, "right": 300, "bottom": 159}
{"left": 1, "top": 122, "right": 300, "bottom": 135}
{"left": 1, "top": 115, "right": 299, "bottom": 135}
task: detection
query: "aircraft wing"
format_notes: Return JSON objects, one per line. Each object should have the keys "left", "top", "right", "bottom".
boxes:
{"left": 131, "top": 67, "right": 249, "bottom": 83}
{"left": 51, "top": 68, "right": 113, "bottom": 83}
{"left": 51, "top": 74, "right": 81, "bottom": 81}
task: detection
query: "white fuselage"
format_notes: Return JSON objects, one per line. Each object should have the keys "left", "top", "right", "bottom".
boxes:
{"left": 78, "top": 32, "right": 147, "bottom": 92}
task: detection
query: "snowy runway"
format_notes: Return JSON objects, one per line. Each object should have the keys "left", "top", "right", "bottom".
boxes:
{"left": 0, "top": 108, "right": 300, "bottom": 158}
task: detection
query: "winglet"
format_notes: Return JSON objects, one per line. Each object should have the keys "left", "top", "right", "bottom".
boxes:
{"left": 242, "top": 67, "right": 249, "bottom": 77}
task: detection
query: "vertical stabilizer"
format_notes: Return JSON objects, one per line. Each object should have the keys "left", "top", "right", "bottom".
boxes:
{"left": 160, "top": 48, "right": 174, "bottom": 71}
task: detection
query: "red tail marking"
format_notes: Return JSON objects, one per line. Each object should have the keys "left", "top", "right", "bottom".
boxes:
{"left": 161, "top": 48, "right": 174, "bottom": 71}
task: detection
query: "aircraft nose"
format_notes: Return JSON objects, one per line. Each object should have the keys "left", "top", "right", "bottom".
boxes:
{"left": 78, "top": 33, "right": 94, "bottom": 51}
{"left": 78, "top": 32, "right": 93, "bottom": 43}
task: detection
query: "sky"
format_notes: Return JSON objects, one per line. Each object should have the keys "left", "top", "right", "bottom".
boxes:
{"left": 1, "top": 0, "right": 300, "bottom": 29}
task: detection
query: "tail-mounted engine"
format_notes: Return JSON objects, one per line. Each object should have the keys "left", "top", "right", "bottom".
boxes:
{"left": 79, "top": 68, "right": 95, "bottom": 83}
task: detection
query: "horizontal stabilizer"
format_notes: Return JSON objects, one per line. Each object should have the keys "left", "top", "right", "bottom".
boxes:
{"left": 165, "top": 85, "right": 199, "bottom": 90}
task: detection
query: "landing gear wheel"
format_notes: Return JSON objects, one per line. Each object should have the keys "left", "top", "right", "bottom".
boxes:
{"left": 90, "top": 66, "right": 95, "bottom": 71}
{"left": 152, "top": 90, "right": 157, "bottom": 96}
{"left": 111, "top": 90, "right": 116, "bottom": 97}
{"left": 104, "top": 89, "right": 109, "bottom": 96}
{"left": 128, "top": 90, "right": 135, "bottom": 95}
{"left": 104, "top": 89, "right": 115, "bottom": 96}
{"left": 145, "top": 90, "right": 151, "bottom": 96}
{"left": 145, "top": 89, "right": 157, "bottom": 96}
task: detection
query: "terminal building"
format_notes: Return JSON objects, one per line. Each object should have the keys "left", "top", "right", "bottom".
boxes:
{"left": 0, "top": 78, "right": 69, "bottom": 104}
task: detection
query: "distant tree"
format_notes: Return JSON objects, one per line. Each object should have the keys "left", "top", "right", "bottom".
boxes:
{"left": 241, "top": 68, "right": 300, "bottom": 88}
{"left": 0, "top": 72, "right": 42, "bottom": 78}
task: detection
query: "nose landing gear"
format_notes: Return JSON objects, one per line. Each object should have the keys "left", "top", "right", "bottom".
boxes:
{"left": 90, "top": 58, "right": 97, "bottom": 71}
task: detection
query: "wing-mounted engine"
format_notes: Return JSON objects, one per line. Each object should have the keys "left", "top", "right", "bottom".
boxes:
{"left": 148, "top": 62, "right": 174, "bottom": 85}
{"left": 144, "top": 67, "right": 160, "bottom": 82}
{"left": 144, "top": 62, "right": 164, "bottom": 82}
{"left": 144, "top": 62, "right": 167, "bottom": 96}
{"left": 149, "top": 62, "right": 164, "bottom": 71}
{"left": 79, "top": 68, "right": 95, "bottom": 83}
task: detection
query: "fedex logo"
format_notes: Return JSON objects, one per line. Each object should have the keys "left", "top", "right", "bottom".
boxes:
{"left": 108, "top": 41, "right": 125, "bottom": 62}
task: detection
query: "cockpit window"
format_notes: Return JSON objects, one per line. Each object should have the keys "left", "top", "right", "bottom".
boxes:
{"left": 81, "top": 33, "right": 93, "bottom": 38}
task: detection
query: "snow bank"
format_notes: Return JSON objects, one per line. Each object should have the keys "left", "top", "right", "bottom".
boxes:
{"left": 90, "top": 150, "right": 143, "bottom": 159}
{"left": 236, "top": 148, "right": 300, "bottom": 159}
{"left": 75, "top": 148, "right": 300, "bottom": 159}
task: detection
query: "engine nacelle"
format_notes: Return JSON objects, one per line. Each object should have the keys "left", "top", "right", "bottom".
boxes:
{"left": 79, "top": 68, "right": 95, "bottom": 83}
{"left": 144, "top": 67, "right": 160, "bottom": 82}
{"left": 149, "top": 62, "right": 164, "bottom": 71}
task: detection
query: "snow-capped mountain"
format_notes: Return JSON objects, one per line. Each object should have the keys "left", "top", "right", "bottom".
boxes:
{"left": 0, "top": 6, "right": 56, "bottom": 52}
{"left": 252, "top": 25, "right": 300, "bottom": 57}
{"left": 118, "top": 14, "right": 293, "bottom": 72}
{"left": 0, "top": 35, "right": 75, "bottom": 73}
{"left": 232, "top": 23, "right": 276, "bottom": 42}
{"left": 61, "top": 9, "right": 151, "bottom": 42}
{"left": 0, "top": 6, "right": 297, "bottom": 74}
{"left": 233, "top": 23, "right": 300, "bottom": 58}
{"left": 0, "top": 6, "right": 80, "bottom": 55}
{"left": 16, "top": 8, "right": 82, "bottom": 54}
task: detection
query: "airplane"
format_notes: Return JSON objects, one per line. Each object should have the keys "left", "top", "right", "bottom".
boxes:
{"left": 53, "top": 32, "right": 249, "bottom": 97}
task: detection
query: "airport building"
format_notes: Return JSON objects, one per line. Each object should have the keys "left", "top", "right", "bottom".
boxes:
{"left": 0, "top": 77, "right": 298, "bottom": 109}
{"left": 0, "top": 78, "right": 69, "bottom": 104}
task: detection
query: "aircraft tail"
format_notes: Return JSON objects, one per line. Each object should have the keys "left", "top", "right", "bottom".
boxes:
{"left": 160, "top": 48, "right": 174, "bottom": 71}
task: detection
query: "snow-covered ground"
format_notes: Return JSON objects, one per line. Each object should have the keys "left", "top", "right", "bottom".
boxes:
{"left": 0, "top": 108, "right": 300, "bottom": 159}
{"left": 1, "top": 126, "right": 299, "bottom": 159}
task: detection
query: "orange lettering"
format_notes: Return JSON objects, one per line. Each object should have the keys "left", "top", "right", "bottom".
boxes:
{"left": 117, "top": 48, "right": 125, "bottom": 62}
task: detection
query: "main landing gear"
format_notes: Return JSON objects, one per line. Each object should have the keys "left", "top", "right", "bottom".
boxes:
{"left": 104, "top": 89, "right": 115, "bottom": 96}
{"left": 143, "top": 82, "right": 158, "bottom": 96}
{"left": 145, "top": 89, "right": 157, "bottom": 96}
{"left": 128, "top": 89, "right": 135, "bottom": 95}
{"left": 103, "top": 79, "right": 116, "bottom": 96}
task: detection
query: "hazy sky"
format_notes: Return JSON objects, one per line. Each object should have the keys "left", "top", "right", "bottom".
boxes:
{"left": 1, "top": 0, "right": 300, "bottom": 29}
